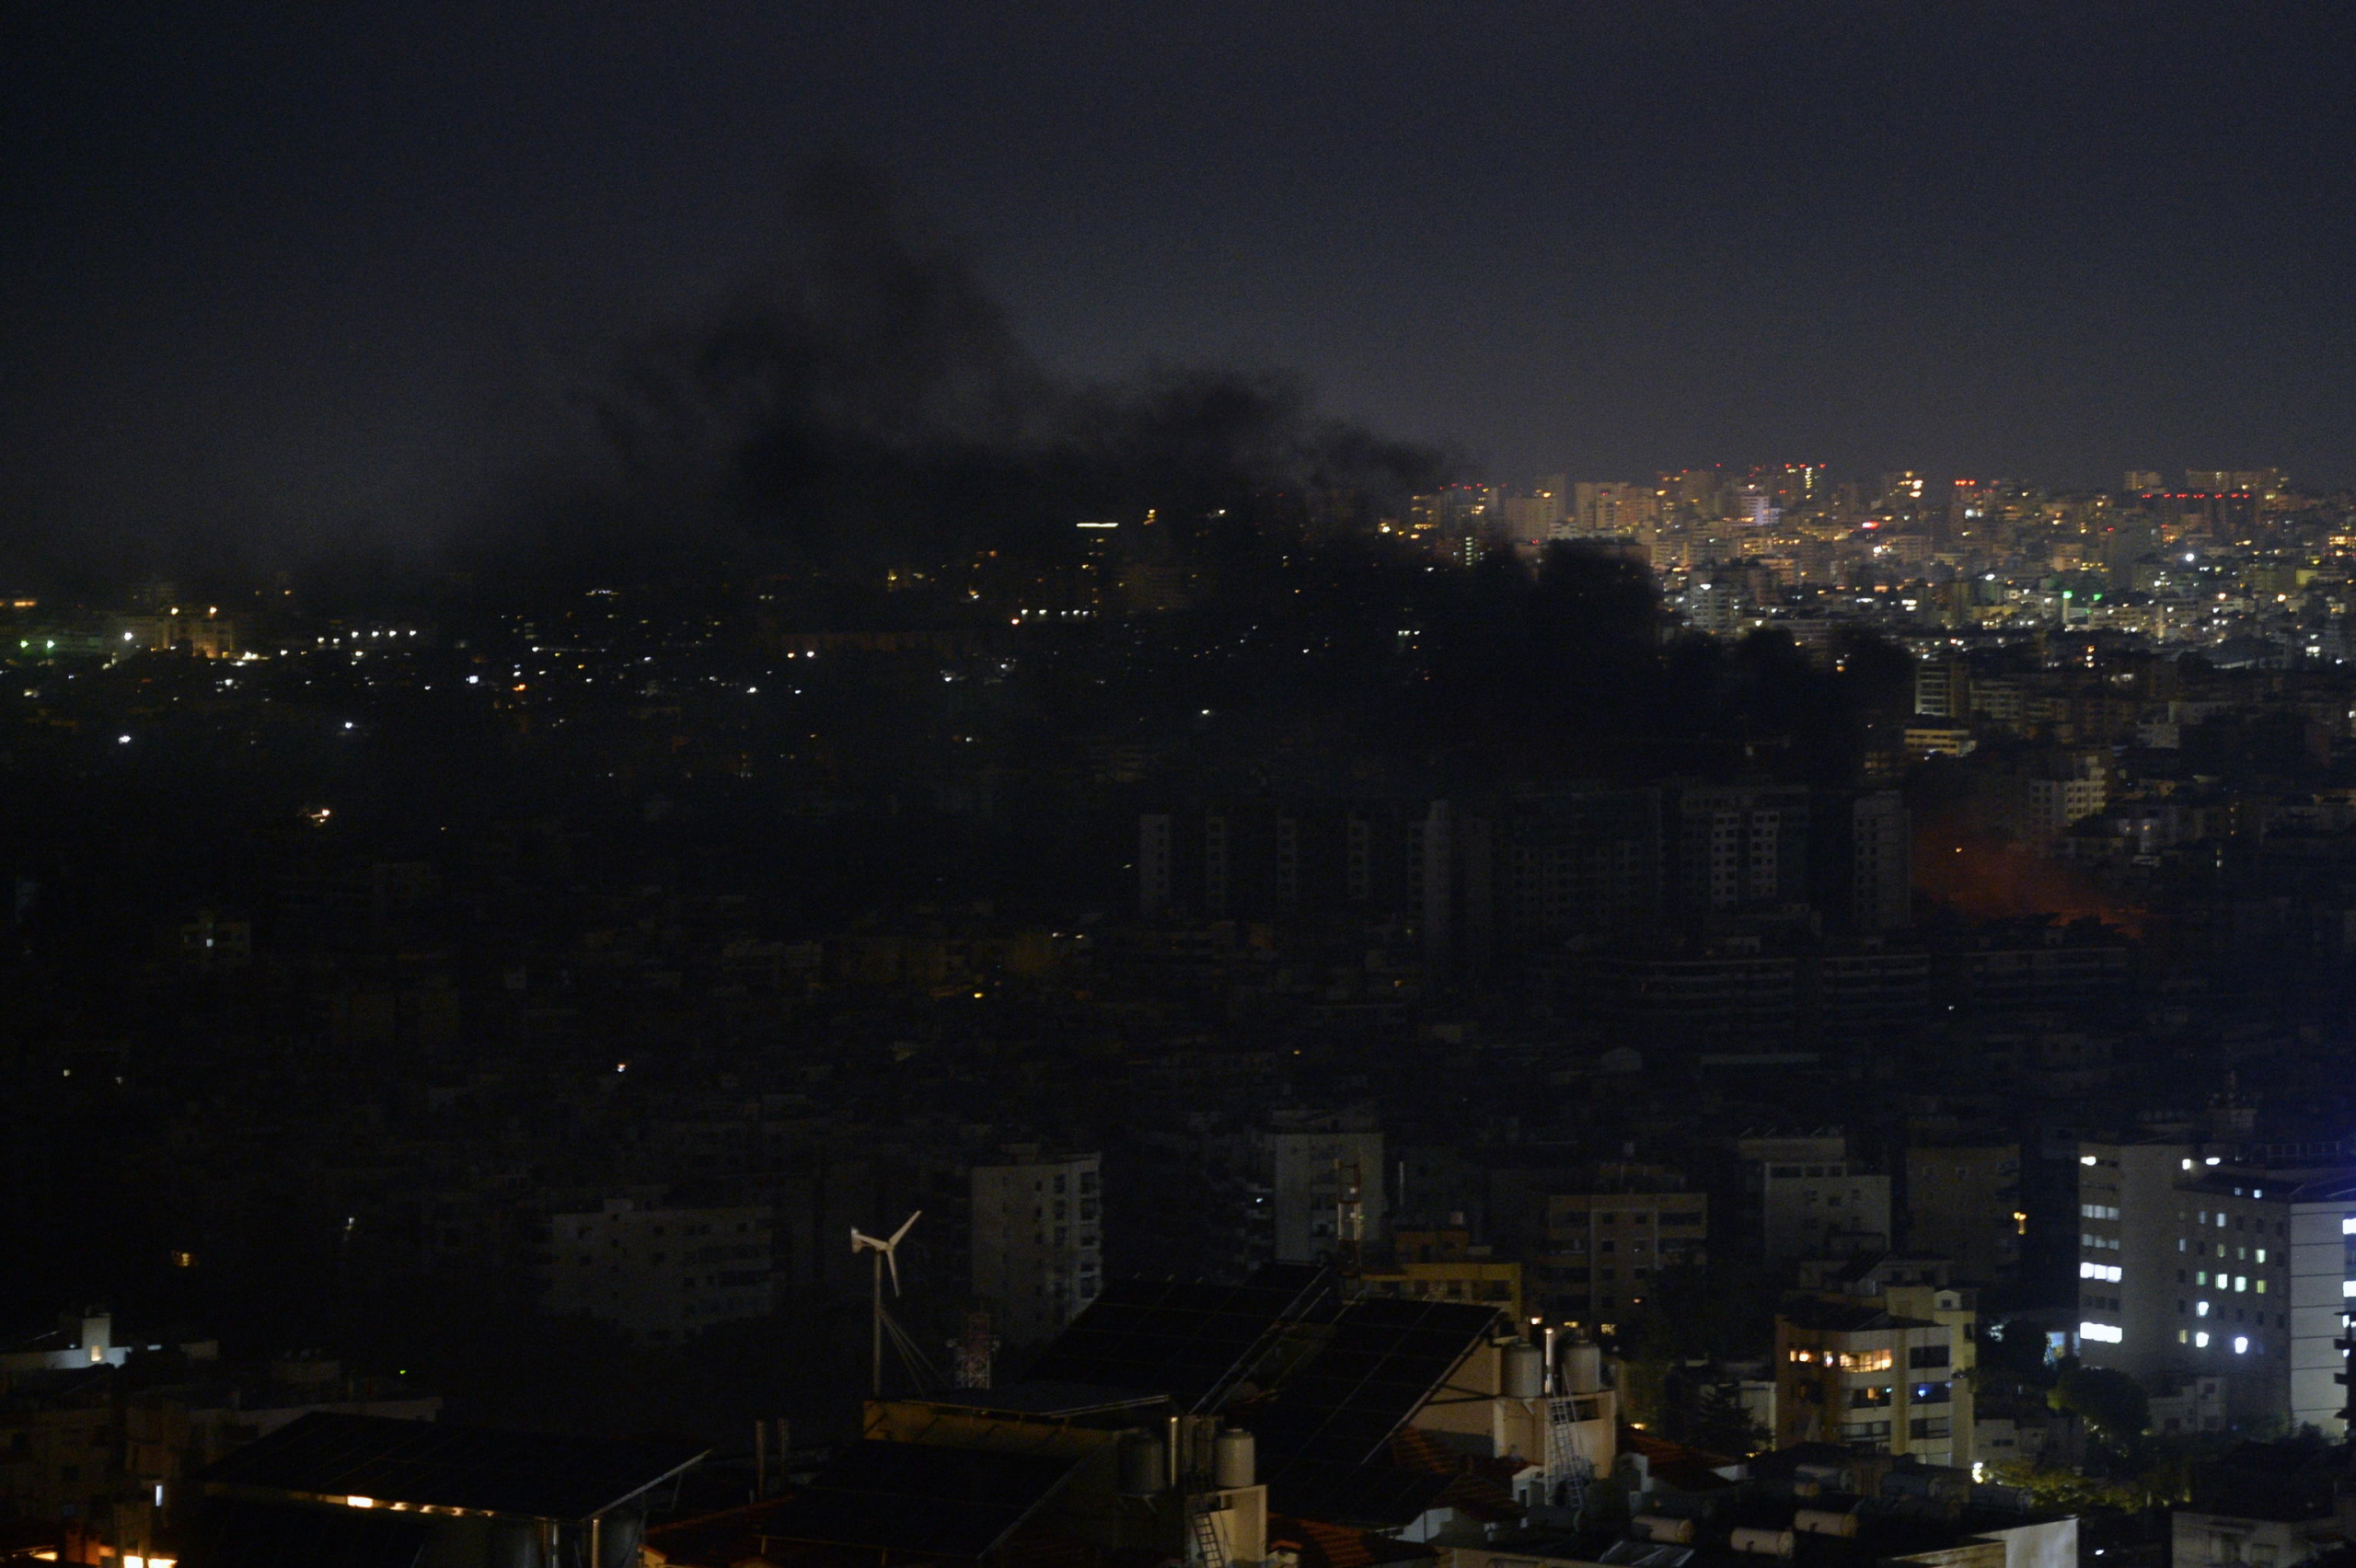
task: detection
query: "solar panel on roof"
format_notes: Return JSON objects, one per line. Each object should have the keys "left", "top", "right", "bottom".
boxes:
{"left": 761, "top": 1441, "right": 1080, "bottom": 1559}
{"left": 1028, "top": 1267, "right": 1335, "bottom": 1409}
{"left": 197, "top": 1412, "right": 707, "bottom": 1521}
{"left": 1250, "top": 1297, "right": 1499, "bottom": 1516}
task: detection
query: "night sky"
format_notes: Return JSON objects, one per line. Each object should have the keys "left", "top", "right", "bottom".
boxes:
{"left": 6, "top": 2, "right": 2355, "bottom": 570}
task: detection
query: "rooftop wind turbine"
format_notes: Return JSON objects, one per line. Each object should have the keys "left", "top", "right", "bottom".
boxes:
{"left": 851, "top": 1210, "right": 923, "bottom": 1396}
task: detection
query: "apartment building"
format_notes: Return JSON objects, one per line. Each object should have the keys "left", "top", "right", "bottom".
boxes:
{"left": 1535, "top": 1188, "right": 1706, "bottom": 1328}
{"left": 1741, "top": 1135, "right": 1893, "bottom": 1271}
{"left": 970, "top": 1149, "right": 1103, "bottom": 1347}
{"left": 542, "top": 1197, "right": 775, "bottom": 1343}
{"left": 1775, "top": 1298, "right": 1968, "bottom": 1465}
{"left": 2077, "top": 1141, "right": 2356, "bottom": 1433}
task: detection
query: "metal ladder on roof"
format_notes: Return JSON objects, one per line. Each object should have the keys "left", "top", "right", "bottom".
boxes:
{"left": 1189, "top": 1499, "right": 1229, "bottom": 1568}
{"left": 1545, "top": 1395, "right": 1593, "bottom": 1520}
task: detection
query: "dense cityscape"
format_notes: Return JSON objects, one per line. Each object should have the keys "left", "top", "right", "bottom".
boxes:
{"left": 13, "top": 1, "right": 2356, "bottom": 1564}
{"left": 11, "top": 458, "right": 2356, "bottom": 1565}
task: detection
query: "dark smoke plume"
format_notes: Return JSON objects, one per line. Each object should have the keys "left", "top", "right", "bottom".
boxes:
{"left": 467, "top": 159, "right": 1449, "bottom": 583}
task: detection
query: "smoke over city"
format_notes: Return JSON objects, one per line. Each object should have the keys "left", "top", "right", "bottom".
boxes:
{"left": 466, "top": 160, "right": 1450, "bottom": 586}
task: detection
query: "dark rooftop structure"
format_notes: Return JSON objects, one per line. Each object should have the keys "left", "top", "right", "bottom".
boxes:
{"left": 198, "top": 1411, "right": 708, "bottom": 1521}
{"left": 756, "top": 1440, "right": 1083, "bottom": 1561}
{"left": 1778, "top": 1299, "right": 1935, "bottom": 1334}
{"left": 1011, "top": 1264, "right": 1504, "bottom": 1530}
{"left": 898, "top": 1382, "right": 1171, "bottom": 1421}
{"left": 185, "top": 1412, "right": 709, "bottom": 1568}
{"left": 179, "top": 1496, "right": 435, "bottom": 1568}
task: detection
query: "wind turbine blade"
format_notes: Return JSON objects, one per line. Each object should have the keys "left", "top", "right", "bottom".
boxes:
{"left": 890, "top": 1209, "right": 922, "bottom": 1247}
{"left": 885, "top": 1248, "right": 902, "bottom": 1296}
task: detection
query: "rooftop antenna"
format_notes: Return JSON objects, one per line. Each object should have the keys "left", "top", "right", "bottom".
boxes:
{"left": 851, "top": 1210, "right": 924, "bottom": 1397}
{"left": 948, "top": 1309, "right": 999, "bottom": 1390}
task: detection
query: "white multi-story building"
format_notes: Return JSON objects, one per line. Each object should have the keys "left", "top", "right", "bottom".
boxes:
{"left": 542, "top": 1197, "right": 774, "bottom": 1343}
{"left": 971, "top": 1149, "right": 1103, "bottom": 1347}
{"left": 2077, "top": 1142, "right": 2356, "bottom": 1432}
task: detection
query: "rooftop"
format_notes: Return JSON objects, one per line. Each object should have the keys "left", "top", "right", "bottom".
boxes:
{"left": 196, "top": 1412, "right": 708, "bottom": 1522}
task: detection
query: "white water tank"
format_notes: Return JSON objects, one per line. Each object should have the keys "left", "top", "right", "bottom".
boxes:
{"left": 1117, "top": 1430, "right": 1166, "bottom": 1496}
{"left": 1632, "top": 1516, "right": 1695, "bottom": 1545}
{"left": 1503, "top": 1342, "right": 1545, "bottom": 1399}
{"left": 1213, "top": 1427, "right": 1256, "bottom": 1489}
{"left": 1795, "top": 1509, "right": 1858, "bottom": 1538}
{"left": 1561, "top": 1340, "right": 1604, "bottom": 1395}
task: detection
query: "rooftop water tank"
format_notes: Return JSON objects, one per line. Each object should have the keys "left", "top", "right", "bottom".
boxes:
{"left": 1503, "top": 1342, "right": 1546, "bottom": 1400}
{"left": 1213, "top": 1427, "right": 1256, "bottom": 1490}
{"left": 1117, "top": 1430, "right": 1166, "bottom": 1496}
{"left": 1561, "top": 1339, "right": 1604, "bottom": 1395}
{"left": 1731, "top": 1528, "right": 1796, "bottom": 1557}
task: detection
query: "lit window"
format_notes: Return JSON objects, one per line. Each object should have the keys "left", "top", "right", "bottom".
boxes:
{"left": 2196, "top": 1332, "right": 2211, "bottom": 1348}
{"left": 2233, "top": 1337, "right": 2250, "bottom": 1355}
{"left": 2198, "top": 1301, "right": 2211, "bottom": 1317}
{"left": 2078, "top": 1321, "right": 2122, "bottom": 1344}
